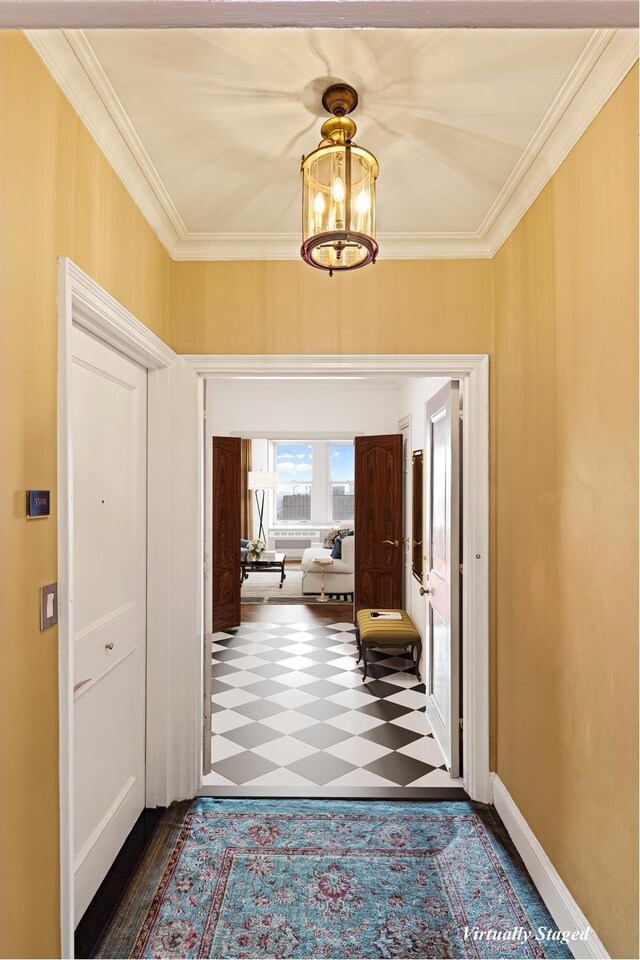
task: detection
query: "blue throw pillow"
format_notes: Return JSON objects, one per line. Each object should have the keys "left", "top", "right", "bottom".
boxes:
{"left": 331, "top": 530, "right": 353, "bottom": 560}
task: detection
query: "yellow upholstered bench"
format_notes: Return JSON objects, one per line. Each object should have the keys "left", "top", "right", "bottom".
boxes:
{"left": 355, "top": 609, "right": 422, "bottom": 682}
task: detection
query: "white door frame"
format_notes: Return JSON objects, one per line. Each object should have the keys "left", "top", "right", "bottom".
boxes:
{"left": 185, "top": 353, "right": 490, "bottom": 805}
{"left": 397, "top": 414, "right": 412, "bottom": 612}
{"left": 57, "top": 259, "right": 202, "bottom": 958}
{"left": 58, "top": 270, "right": 489, "bottom": 954}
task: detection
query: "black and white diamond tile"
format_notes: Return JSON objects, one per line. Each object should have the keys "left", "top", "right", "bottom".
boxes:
{"left": 206, "top": 620, "right": 458, "bottom": 793}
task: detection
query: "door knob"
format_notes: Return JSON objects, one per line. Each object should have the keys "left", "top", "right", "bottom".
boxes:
{"left": 382, "top": 539, "right": 399, "bottom": 547}
{"left": 105, "top": 642, "right": 114, "bottom": 650}
{"left": 419, "top": 586, "right": 430, "bottom": 596}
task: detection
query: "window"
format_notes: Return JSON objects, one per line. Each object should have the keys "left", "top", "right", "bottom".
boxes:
{"left": 330, "top": 443, "right": 355, "bottom": 522}
{"left": 275, "top": 443, "right": 313, "bottom": 521}
{"left": 270, "top": 440, "right": 355, "bottom": 526}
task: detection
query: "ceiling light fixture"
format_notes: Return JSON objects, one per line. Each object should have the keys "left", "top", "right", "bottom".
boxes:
{"left": 301, "top": 83, "right": 379, "bottom": 276}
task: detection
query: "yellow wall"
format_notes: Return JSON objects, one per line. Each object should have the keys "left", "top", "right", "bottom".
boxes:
{"left": 493, "top": 65, "right": 638, "bottom": 959}
{"left": 0, "top": 33, "right": 173, "bottom": 959}
{"left": 1, "top": 28, "right": 637, "bottom": 960}
{"left": 172, "top": 259, "right": 493, "bottom": 355}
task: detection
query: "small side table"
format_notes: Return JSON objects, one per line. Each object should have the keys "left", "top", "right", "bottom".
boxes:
{"left": 314, "top": 557, "right": 334, "bottom": 603}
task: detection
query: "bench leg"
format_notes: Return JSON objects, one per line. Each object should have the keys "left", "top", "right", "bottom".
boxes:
{"left": 362, "top": 643, "right": 369, "bottom": 680}
{"left": 413, "top": 641, "right": 422, "bottom": 682}
{"left": 355, "top": 627, "right": 362, "bottom": 663}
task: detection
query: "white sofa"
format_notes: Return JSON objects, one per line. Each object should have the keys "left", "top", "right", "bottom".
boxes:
{"left": 301, "top": 534, "right": 354, "bottom": 598}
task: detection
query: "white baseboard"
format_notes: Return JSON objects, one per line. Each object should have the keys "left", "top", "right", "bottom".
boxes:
{"left": 490, "top": 775, "right": 609, "bottom": 960}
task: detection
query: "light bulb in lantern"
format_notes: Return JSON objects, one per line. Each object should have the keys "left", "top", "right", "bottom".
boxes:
{"left": 332, "top": 177, "right": 345, "bottom": 202}
{"left": 313, "top": 192, "right": 325, "bottom": 215}
{"left": 356, "top": 189, "right": 370, "bottom": 214}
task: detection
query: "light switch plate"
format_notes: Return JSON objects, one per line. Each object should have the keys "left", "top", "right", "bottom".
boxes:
{"left": 41, "top": 582, "right": 58, "bottom": 630}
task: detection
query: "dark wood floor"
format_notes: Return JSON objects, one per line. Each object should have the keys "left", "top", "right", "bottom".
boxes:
{"left": 75, "top": 807, "right": 165, "bottom": 958}
{"left": 240, "top": 601, "right": 355, "bottom": 625}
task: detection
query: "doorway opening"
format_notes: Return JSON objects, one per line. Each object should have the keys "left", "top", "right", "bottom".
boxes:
{"left": 240, "top": 436, "right": 356, "bottom": 608}
{"left": 201, "top": 370, "right": 480, "bottom": 798}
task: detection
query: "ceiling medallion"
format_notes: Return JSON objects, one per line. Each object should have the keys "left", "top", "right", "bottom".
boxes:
{"left": 300, "top": 83, "right": 379, "bottom": 276}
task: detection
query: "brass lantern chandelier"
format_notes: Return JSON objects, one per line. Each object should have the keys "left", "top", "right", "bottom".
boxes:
{"left": 301, "top": 83, "right": 379, "bottom": 275}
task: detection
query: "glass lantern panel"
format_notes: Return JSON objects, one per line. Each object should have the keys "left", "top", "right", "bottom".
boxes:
{"left": 349, "top": 148, "right": 376, "bottom": 238}
{"left": 302, "top": 142, "right": 377, "bottom": 269}
{"left": 302, "top": 148, "right": 340, "bottom": 242}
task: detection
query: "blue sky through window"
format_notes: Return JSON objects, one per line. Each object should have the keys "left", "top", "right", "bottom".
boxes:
{"left": 330, "top": 444, "right": 354, "bottom": 482}
{"left": 276, "top": 444, "right": 312, "bottom": 483}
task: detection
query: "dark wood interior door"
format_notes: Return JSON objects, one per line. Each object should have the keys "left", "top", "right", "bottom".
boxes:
{"left": 212, "top": 436, "right": 241, "bottom": 632}
{"left": 355, "top": 434, "right": 403, "bottom": 613}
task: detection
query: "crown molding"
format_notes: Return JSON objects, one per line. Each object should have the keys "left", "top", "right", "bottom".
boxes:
{"left": 484, "top": 27, "right": 638, "bottom": 254}
{"left": 25, "top": 29, "right": 183, "bottom": 257}
{"left": 65, "top": 30, "right": 190, "bottom": 242}
{"left": 27, "top": 27, "right": 638, "bottom": 262}
{"left": 173, "top": 232, "right": 491, "bottom": 260}
{"left": 479, "top": 28, "right": 612, "bottom": 241}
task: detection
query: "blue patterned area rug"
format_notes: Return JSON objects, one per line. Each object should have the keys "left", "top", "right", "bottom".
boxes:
{"left": 98, "top": 799, "right": 572, "bottom": 959}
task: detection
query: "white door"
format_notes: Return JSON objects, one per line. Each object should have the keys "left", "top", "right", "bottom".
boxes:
{"left": 400, "top": 420, "right": 412, "bottom": 607}
{"left": 71, "top": 325, "right": 147, "bottom": 923}
{"left": 424, "top": 381, "right": 461, "bottom": 776}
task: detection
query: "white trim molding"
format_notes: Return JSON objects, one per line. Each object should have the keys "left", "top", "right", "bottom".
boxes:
{"left": 60, "top": 260, "right": 176, "bottom": 369}
{"left": 6, "top": 1, "right": 639, "bottom": 29}
{"left": 482, "top": 28, "right": 638, "bottom": 254}
{"left": 491, "top": 775, "right": 610, "bottom": 960}
{"left": 57, "top": 259, "right": 200, "bottom": 958}
{"left": 26, "top": 28, "right": 638, "bottom": 262}
{"left": 174, "top": 231, "right": 490, "bottom": 261}
{"left": 185, "top": 353, "right": 488, "bottom": 378}
{"left": 187, "top": 352, "right": 490, "bottom": 805}
{"left": 146, "top": 359, "right": 203, "bottom": 809}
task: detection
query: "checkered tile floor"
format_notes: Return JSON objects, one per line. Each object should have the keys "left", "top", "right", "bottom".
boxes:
{"left": 206, "top": 620, "right": 457, "bottom": 793}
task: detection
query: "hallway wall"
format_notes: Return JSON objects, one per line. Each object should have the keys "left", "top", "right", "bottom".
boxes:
{"left": 1, "top": 28, "right": 637, "bottom": 960}
{"left": 172, "top": 258, "right": 494, "bottom": 356}
{"left": 493, "top": 64, "right": 638, "bottom": 959}
{"left": 0, "top": 33, "right": 174, "bottom": 960}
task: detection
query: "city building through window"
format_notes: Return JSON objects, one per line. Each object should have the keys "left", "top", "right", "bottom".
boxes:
{"left": 275, "top": 442, "right": 313, "bottom": 521}
{"left": 330, "top": 443, "right": 355, "bottom": 522}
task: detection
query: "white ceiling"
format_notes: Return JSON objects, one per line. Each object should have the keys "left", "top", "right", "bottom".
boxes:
{"left": 28, "top": 27, "right": 637, "bottom": 259}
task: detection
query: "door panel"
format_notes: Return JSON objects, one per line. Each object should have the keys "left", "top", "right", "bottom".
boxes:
{"left": 430, "top": 608, "right": 450, "bottom": 725}
{"left": 354, "top": 434, "right": 403, "bottom": 613}
{"left": 424, "top": 382, "right": 461, "bottom": 776}
{"left": 72, "top": 325, "right": 147, "bottom": 923}
{"left": 411, "top": 449, "right": 424, "bottom": 583}
{"left": 431, "top": 412, "right": 448, "bottom": 577}
{"left": 212, "top": 436, "right": 241, "bottom": 631}
{"left": 400, "top": 424, "right": 411, "bottom": 608}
